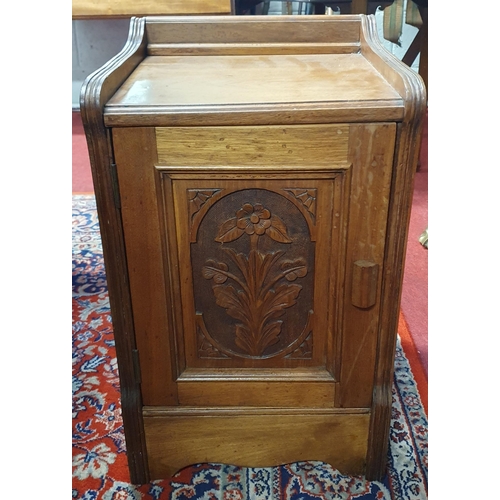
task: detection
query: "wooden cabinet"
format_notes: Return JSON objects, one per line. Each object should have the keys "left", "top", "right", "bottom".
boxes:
{"left": 81, "top": 15, "right": 426, "bottom": 484}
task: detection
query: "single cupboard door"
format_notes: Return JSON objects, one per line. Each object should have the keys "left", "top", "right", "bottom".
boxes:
{"left": 112, "top": 122, "right": 395, "bottom": 411}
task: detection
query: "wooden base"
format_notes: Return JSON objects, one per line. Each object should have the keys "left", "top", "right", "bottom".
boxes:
{"left": 143, "top": 408, "right": 370, "bottom": 479}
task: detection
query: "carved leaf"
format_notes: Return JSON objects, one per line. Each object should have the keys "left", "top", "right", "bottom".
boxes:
{"left": 261, "top": 283, "right": 302, "bottom": 322}
{"left": 202, "top": 260, "right": 229, "bottom": 284}
{"left": 265, "top": 215, "right": 292, "bottom": 244}
{"left": 202, "top": 199, "right": 311, "bottom": 358}
{"left": 281, "top": 259, "right": 308, "bottom": 281}
{"left": 234, "top": 324, "right": 254, "bottom": 354}
{"left": 256, "top": 250, "right": 284, "bottom": 289}
{"left": 223, "top": 248, "right": 250, "bottom": 279}
{"left": 215, "top": 217, "right": 244, "bottom": 243}
{"left": 212, "top": 285, "right": 250, "bottom": 324}
{"left": 259, "top": 320, "right": 283, "bottom": 351}
{"left": 234, "top": 321, "right": 282, "bottom": 356}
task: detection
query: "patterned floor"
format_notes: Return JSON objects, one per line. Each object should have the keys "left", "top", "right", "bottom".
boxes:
{"left": 72, "top": 195, "right": 428, "bottom": 500}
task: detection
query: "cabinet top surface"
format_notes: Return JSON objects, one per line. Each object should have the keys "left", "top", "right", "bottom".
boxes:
{"left": 103, "top": 52, "right": 404, "bottom": 124}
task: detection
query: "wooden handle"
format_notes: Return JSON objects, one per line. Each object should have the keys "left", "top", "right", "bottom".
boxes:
{"left": 352, "top": 260, "right": 379, "bottom": 309}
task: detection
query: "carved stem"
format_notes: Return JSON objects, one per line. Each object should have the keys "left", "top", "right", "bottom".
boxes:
{"left": 204, "top": 266, "right": 250, "bottom": 296}
{"left": 250, "top": 233, "right": 259, "bottom": 252}
{"left": 261, "top": 265, "right": 306, "bottom": 296}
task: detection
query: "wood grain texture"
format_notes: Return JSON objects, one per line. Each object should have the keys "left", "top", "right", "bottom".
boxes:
{"left": 113, "top": 127, "right": 179, "bottom": 406}
{"left": 147, "top": 42, "right": 361, "bottom": 56}
{"left": 144, "top": 411, "right": 370, "bottom": 479}
{"left": 143, "top": 406, "right": 369, "bottom": 416}
{"left": 144, "top": 15, "right": 361, "bottom": 44}
{"left": 352, "top": 260, "right": 379, "bottom": 309}
{"left": 156, "top": 125, "right": 349, "bottom": 167}
{"left": 178, "top": 367, "right": 336, "bottom": 381}
{"left": 104, "top": 101, "right": 404, "bottom": 127}
{"left": 337, "top": 122, "right": 396, "bottom": 409}
{"left": 103, "top": 15, "right": 407, "bottom": 128}
{"left": 106, "top": 53, "right": 401, "bottom": 108}
{"left": 103, "top": 50, "right": 404, "bottom": 127}
{"left": 177, "top": 381, "right": 335, "bottom": 407}
{"left": 360, "top": 15, "right": 426, "bottom": 117}
{"left": 79, "top": 18, "right": 150, "bottom": 484}
{"left": 73, "top": 0, "right": 231, "bottom": 19}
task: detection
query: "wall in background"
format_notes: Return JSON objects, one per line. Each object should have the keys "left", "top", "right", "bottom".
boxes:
{"left": 72, "top": 18, "right": 130, "bottom": 108}
{"left": 72, "top": 9, "right": 420, "bottom": 109}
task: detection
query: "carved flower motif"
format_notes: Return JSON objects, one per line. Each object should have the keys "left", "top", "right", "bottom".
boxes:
{"left": 205, "top": 201, "right": 307, "bottom": 357}
{"left": 236, "top": 203, "right": 271, "bottom": 235}
{"left": 215, "top": 203, "right": 291, "bottom": 244}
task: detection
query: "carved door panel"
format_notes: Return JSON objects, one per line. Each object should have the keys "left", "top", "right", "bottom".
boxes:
{"left": 113, "top": 123, "right": 396, "bottom": 411}
{"left": 165, "top": 176, "right": 346, "bottom": 407}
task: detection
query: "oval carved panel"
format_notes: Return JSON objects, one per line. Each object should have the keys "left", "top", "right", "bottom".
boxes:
{"left": 191, "top": 188, "right": 315, "bottom": 359}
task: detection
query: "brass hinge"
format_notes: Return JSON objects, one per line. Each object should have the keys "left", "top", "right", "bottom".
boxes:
{"left": 132, "top": 349, "right": 141, "bottom": 385}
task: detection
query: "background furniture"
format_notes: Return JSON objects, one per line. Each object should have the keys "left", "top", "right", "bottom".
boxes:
{"left": 236, "top": 1, "right": 393, "bottom": 16}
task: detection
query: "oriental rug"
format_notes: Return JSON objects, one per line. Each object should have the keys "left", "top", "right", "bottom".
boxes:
{"left": 72, "top": 195, "right": 428, "bottom": 500}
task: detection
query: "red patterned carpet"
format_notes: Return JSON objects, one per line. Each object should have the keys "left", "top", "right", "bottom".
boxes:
{"left": 72, "top": 195, "right": 428, "bottom": 499}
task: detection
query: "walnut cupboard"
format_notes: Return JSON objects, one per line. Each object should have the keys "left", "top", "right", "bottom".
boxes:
{"left": 80, "top": 15, "right": 426, "bottom": 484}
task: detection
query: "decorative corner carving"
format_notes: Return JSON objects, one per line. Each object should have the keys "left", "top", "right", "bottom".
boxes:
{"left": 202, "top": 203, "right": 308, "bottom": 357}
{"left": 197, "top": 319, "right": 229, "bottom": 359}
{"left": 187, "top": 189, "right": 221, "bottom": 222}
{"left": 285, "top": 332, "right": 313, "bottom": 359}
{"left": 284, "top": 189, "right": 317, "bottom": 219}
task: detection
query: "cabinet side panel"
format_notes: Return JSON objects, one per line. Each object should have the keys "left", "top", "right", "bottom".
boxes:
{"left": 359, "top": 15, "right": 427, "bottom": 481}
{"left": 338, "top": 123, "right": 396, "bottom": 408}
{"left": 79, "top": 17, "right": 149, "bottom": 484}
{"left": 113, "top": 127, "right": 178, "bottom": 406}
